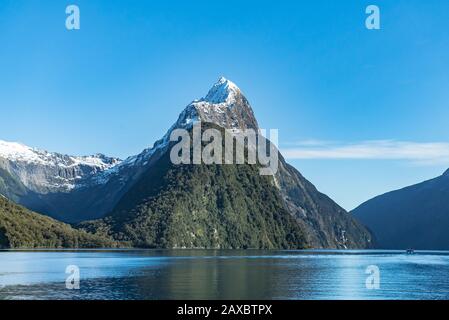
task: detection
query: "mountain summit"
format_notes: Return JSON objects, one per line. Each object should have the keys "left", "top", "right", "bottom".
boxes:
{"left": 179, "top": 77, "right": 259, "bottom": 131}
{"left": 203, "top": 77, "right": 241, "bottom": 104}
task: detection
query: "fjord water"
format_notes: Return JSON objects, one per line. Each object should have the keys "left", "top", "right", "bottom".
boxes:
{"left": 1, "top": 250, "right": 449, "bottom": 300}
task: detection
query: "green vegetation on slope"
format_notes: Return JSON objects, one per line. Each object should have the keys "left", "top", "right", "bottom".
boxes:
{"left": 81, "top": 125, "right": 308, "bottom": 249}
{"left": 0, "top": 196, "right": 118, "bottom": 249}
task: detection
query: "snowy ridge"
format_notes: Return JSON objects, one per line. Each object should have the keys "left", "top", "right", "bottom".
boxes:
{"left": 0, "top": 140, "right": 122, "bottom": 192}
{"left": 0, "top": 140, "right": 121, "bottom": 169}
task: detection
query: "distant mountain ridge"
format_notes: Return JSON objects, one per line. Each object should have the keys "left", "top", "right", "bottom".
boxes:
{"left": 0, "top": 141, "right": 126, "bottom": 222}
{"left": 0, "top": 140, "right": 120, "bottom": 192}
{"left": 353, "top": 170, "right": 449, "bottom": 249}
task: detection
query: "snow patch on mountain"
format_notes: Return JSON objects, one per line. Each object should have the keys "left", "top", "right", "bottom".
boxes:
{"left": 0, "top": 141, "right": 46, "bottom": 165}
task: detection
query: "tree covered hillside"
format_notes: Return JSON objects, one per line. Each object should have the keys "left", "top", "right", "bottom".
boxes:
{"left": 0, "top": 196, "right": 119, "bottom": 249}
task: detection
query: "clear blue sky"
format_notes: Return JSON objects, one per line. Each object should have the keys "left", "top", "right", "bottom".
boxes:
{"left": 1, "top": 0, "right": 449, "bottom": 210}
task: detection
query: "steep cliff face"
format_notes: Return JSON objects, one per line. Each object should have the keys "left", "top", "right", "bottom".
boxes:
{"left": 276, "top": 158, "right": 372, "bottom": 248}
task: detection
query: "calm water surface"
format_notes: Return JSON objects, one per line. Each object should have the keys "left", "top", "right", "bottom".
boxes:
{"left": 1, "top": 250, "right": 448, "bottom": 300}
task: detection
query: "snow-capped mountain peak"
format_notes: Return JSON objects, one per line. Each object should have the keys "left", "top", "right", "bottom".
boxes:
{"left": 108, "top": 78, "right": 257, "bottom": 172}
{"left": 188, "top": 77, "right": 259, "bottom": 131}
{"left": 203, "top": 77, "right": 240, "bottom": 104}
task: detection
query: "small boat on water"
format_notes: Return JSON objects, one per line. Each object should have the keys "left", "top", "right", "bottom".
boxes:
{"left": 406, "top": 248, "right": 415, "bottom": 254}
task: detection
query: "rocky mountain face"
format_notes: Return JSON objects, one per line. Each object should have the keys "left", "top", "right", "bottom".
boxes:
{"left": 1, "top": 77, "right": 373, "bottom": 249}
{"left": 353, "top": 170, "right": 449, "bottom": 250}
{"left": 275, "top": 157, "right": 372, "bottom": 248}
{"left": 189, "top": 77, "right": 259, "bottom": 130}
